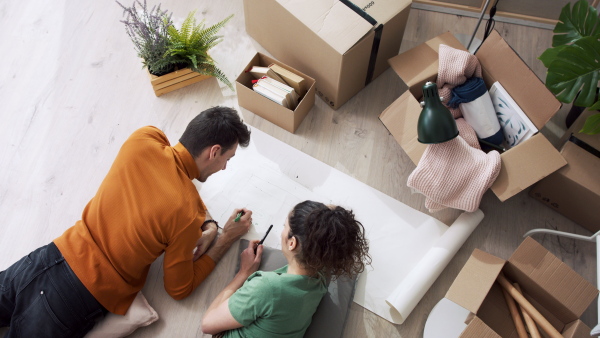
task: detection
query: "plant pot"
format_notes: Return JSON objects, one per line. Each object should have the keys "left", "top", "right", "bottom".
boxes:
{"left": 147, "top": 68, "right": 211, "bottom": 96}
{"left": 565, "top": 88, "right": 599, "bottom": 128}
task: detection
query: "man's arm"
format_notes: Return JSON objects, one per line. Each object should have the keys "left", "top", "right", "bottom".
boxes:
{"left": 202, "top": 240, "right": 263, "bottom": 334}
{"left": 163, "top": 208, "right": 252, "bottom": 300}
{"left": 192, "top": 216, "right": 218, "bottom": 261}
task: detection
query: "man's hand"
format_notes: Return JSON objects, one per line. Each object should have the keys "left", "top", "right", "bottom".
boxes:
{"left": 222, "top": 208, "right": 252, "bottom": 243}
{"left": 204, "top": 208, "right": 253, "bottom": 264}
{"left": 193, "top": 222, "right": 218, "bottom": 261}
{"left": 238, "top": 240, "right": 263, "bottom": 278}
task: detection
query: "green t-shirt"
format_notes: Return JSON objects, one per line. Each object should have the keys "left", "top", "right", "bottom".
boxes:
{"left": 224, "top": 265, "right": 327, "bottom": 338}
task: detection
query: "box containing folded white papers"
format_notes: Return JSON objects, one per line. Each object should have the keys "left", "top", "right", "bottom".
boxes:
{"left": 236, "top": 53, "right": 316, "bottom": 133}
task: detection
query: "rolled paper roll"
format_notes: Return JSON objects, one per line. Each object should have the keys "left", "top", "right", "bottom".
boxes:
{"left": 450, "top": 77, "right": 504, "bottom": 145}
{"left": 385, "top": 210, "right": 484, "bottom": 323}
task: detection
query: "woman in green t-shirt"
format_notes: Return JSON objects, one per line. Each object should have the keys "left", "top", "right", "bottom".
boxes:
{"left": 202, "top": 200, "right": 371, "bottom": 338}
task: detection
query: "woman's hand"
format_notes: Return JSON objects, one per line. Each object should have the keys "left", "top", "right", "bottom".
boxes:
{"left": 238, "top": 240, "right": 263, "bottom": 278}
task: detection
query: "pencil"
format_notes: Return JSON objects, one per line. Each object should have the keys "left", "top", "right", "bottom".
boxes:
{"left": 258, "top": 225, "right": 273, "bottom": 245}
{"left": 255, "top": 225, "right": 273, "bottom": 253}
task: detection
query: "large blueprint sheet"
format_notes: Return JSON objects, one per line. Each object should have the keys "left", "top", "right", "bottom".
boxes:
{"left": 199, "top": 127, "right": 482, "bottom": 324}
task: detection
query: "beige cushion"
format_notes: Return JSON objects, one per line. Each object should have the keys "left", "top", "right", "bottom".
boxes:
{"left": 85, "top": 291, "right": 159, "bottom": 338}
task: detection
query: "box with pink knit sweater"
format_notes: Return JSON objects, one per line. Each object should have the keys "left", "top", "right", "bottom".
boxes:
{"left": 379, "top": 30, "right": 567, "bottom": 202}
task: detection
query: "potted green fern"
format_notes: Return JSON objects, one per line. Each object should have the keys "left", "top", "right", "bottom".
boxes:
{"left": 117, "top": 0, "right": 233, "bottom": 96}
{"left": 539, "top": 0, "right": 600, "bottom": 135}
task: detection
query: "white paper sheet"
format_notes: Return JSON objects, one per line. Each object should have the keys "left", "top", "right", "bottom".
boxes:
{"left": 199, "top": 127, "right": 482, "bottom": 324}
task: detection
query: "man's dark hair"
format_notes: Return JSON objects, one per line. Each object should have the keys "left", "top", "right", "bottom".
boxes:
{"left": 179, "top": 106, "right": 251, "bottom": 157}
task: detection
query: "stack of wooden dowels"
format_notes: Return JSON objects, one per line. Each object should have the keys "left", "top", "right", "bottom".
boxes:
{"left": 497, "top": 273, "right": 560, "bottom": 338}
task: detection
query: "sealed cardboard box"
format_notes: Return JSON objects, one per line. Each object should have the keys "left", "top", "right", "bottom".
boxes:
{"left": 530, "top": 109, "right": 600, "bottom": 233}
{"left": 445, "top": 237, "right": 598, "bottom": 337}
{"left": 244, "top": 0, "right": 411, "bottom": 110}
{"left": 236, "top": 53, "right": 316, "bottom": 133}
{"left": 380, "top": 30, "right": 566, "bottom": 201}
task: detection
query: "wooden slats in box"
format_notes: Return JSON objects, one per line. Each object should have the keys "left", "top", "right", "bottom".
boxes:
{"left": 445, "top": 237, "right": 598, "bottom": 337}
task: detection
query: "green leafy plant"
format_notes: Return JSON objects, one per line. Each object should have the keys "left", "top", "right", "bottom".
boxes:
{"left": 163, "top": 12, "right": 233, "bottom": 90}
{"left": 539, "top": 0, "right": 600, "bottom": 134}
{"left": 117, "top": 1, "right": 233, "bottom": 88}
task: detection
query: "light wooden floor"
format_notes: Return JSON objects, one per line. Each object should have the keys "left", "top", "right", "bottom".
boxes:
{"left": 0, "top": 1, "right": 596, "bottom": 337}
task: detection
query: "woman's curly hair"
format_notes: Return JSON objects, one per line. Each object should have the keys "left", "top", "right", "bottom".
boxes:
{"left": 288, "top": 201, "right": 371, "bottom": 279}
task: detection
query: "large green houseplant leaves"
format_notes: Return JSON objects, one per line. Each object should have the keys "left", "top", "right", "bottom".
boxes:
{"left": 161, "top": 12, "right": 234, "bottom": 90}
{"left": 539, "top": 0, "right": 600, "bottom": 134}
{"left": 118, "top": 1, "right": 233, "bottom": 89}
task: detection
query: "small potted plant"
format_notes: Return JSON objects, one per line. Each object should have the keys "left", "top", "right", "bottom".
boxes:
{"left": 539, "top": 0, "right": 600, "bottom": 135}
{"left": 116, "top": 0, "right": 233, "bottom": 96}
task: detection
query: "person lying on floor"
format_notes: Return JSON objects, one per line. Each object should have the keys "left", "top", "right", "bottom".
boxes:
{"left": 201, "top": 200, "right": 371, "bottom": 338}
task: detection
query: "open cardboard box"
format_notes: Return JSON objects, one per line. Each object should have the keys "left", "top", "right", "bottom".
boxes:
{"left": 244, "top": 0, "right": 411, "bottom": 110}
{"left": 379, "top": 31, "right": 567, "bottom": 201}
{"left": 446, "top": 237, "right": 598, "bottom": 337}
{"left": 530, "top": 109, "right": 600, "bottom": 233}
{"left": 236, "top": 52, "right": 316, "bottom": 133}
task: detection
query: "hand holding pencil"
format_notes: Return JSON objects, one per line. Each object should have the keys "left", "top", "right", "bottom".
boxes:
{"left": 223, "top": 208, "right": 253, "bottom": 242}
{"left": 238, "top": 239, "right": 263, "bottom": 277}
{"left": 255, "top": 224, "right": 273, "bottom": 253}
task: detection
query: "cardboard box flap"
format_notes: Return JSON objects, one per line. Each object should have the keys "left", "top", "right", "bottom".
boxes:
{"left": 505, "top": 237, "right": 599, "bottom": 321}
{"left": 446, "top": 249, "right": 506, "bottom": 314}
{"left": 477, "top": 30, "right": 561, "bottom": 130}
{"left": 379, "top": 92, "right": 426, "bottom": 165}
{"left": 276, "top": 0, "right": 373, "bottom": 55}
{"left": 355, "top": 0, "right": 412, "bottom": 26}
{"left": 568, "top": 109, "right": 600, "bottom": 152}
{"left": 490, "top": 133, "right": 567, "bottom": 201}
{"left": 560, "top": 141, "right": 600, "bottom": 193}
{"left": 389, "top": 32, "right": 465, "bottom": 89}
{"left": 459, "top": 316, "right": 501, "bottom": 338}
{"left": 563, "top": 320, "right": 592, "bottom": 338}
{"left": 476, "top": 283, "right": 520, "bottom": 337}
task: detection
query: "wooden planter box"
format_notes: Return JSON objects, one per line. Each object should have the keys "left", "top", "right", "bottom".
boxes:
{"left": 147, "top": 68, "right": 211, "bottom": 96}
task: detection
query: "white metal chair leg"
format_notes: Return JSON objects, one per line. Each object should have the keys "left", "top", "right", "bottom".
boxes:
{"left": 594, "top": 238, "right": 600, "bottom": 336}
{"left": 523, "top": 229, "right": 600, "bottom": 336}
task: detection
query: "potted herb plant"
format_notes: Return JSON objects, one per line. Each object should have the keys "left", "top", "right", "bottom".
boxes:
{"left": 539, "top": 0, "right": 600, "bottom": 135}
{"left": 116, "top": 0, "right": 233, "bottom": 96}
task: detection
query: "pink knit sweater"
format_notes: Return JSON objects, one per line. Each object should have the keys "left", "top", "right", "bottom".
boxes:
{"left": 407, "top": 45, "right": 500, "bottom": 212}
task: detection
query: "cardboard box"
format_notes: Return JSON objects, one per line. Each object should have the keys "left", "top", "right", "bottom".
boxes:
{"left": 243, "top": 0, "right": 411, "bottom": 110}
{"left": 236, "top": 53, "right": 316, "bottom": 133}
{"left": 380, "top": 31, "right": 567, "bottom": 201}
{"left": 530, "top": 109, "right": 600, "bottom": 233}
{"left": 446, "top": 237, "right": 598, "bottom": 337}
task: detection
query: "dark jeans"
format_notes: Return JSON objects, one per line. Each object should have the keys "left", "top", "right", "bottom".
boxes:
{"left": 0, "top": 242, "right": 107, "bottom": 338}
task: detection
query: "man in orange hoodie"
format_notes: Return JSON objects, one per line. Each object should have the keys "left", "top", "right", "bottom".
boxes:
{"left": 0, "top": 106, "right": 253, "bottom": 337}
